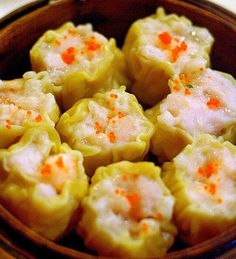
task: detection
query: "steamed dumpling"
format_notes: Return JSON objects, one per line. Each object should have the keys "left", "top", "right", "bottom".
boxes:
{"left": 0, "top": 126, "right": 88, "bottom": 240}
{"left": 56, "top": 87, "right": 154, "bottom": 175}
{"left": 78, "top": 161, "right": 177, "bottom": 257}
{"left": 0, "top": 72, "right": 60, "bottom": 148}
{"left": 30, "top": 22, "right": 129, "bottom": 109}
{"left": 146, "top": 68, "right": 236, "bottom": 162}
{"left": 163, "top": 134, "right": 236, "bottom": 245}
{"left": 123, "top": 7, "right": 214, "bottom": 106}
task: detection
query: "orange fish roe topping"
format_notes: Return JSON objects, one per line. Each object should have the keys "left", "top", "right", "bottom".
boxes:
{"left": 198, "top": 161, "right": 219, "bottom": 178}
{"left": 118, "top": 111, "right": 125, "bottom": 119}
{"left": 172, "top": 79, "right": 180, "bottom": 92}
{"left": 27, "top": 110, "right": 32, "bottom": 116}
{"left": 54, "top": 39, "right": 61, "bottom": 46}
{"left": 180, "top": 73, "right": 190, "bottom": 84}
{"left": 208, "top": 183, "right": 216, "bottom": 195}
{"left": 35, "top": 114, "right": 43, "bottom": 122}
{"left": 158, "top": 31, "right": 172, "bottom": 45}
{"left": 184, "top": 88, "right": 191, "bottom": 95}
{"left": 106, "top": 100, "right": 110, "bottom": 107}
{"left": 122, "top": 175, "right": 128, "bottom": 181}
{"left": 142, "top": 223, "right": 149, "bottom": 232}
{"left": 133, "top": 173, "right": 140, "bottom": 180}
{"left": 5, "top": 124, "right": 11, "bottom": 129}
{"left": 171, "top": 41, "right": 188, "bottom": 62}
{"left": 56, "top": 156, "right": 64, "bottom": 168}
{"left": 115, "top": 188, "right": 121, "bottom": 195}
{"left": 204, "top": 183, "right": 217, "bottom": 195}
{"left": 85, "top": 36, "right": 101, "bottom": 51}
{"left": 115, "top": 188, "right": 125, "bottom": 196}
{"left": 207, "top": 97, "right": 221, "bottom": 110}
{"left": 110, "top": 93, "right": 118, "bottom": 99}
{"left": 107, "top": 115, "right": 112, "bottom": 120}
{"left": 68, "top": 28, "right": 78, "bottom": 37}
{"left": 107, "top": 131, "right": 116, "bottom": 143}
{"left": 41, "top": 164, "right": 52, "bottom": 174}
{"left": 126, "top": 192, "right": 140, "bottom": 206}
{"left": 156, "top": 213, "right": 163, "bottom": 221}
{"left": 110, "top": 107, "right": 116, "bottom": 113}
{"left": 5, "top": 119, "right": 11, "bottom": 124}
{"left": 61, "top": 46, "right": 77, "bottom": 64}
{"left": 95, "top": 121, "right": 103, "bottom": 134}
{"left": 217, "top": 198, "right": 222, "bottom": 204}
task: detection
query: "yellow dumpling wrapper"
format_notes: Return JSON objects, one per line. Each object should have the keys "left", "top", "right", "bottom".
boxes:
{"left": 0, "top": 72, "right": 60, "bottom": 149}
{"left": 0, "top": 126, "right": 88, "bottom": 240}
{"left": 56, "top": 87, "right": 154, "bottom": 175}
{"left": 78, "top": 161, "right": 177, "bottom": 257}
{"left": 123, "top": 7, "right": 214, "bottom": 106}
{"left": 163, "top": 134, "right": 236, "bottom": 245}
{"left": 146, "top": 68, "right": 236, "bottom": 163}
{"left": 30, "top": 22, "right": 130, "bottom": 110}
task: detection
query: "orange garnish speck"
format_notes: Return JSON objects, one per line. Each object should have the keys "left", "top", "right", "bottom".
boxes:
{"left": 35, "top": 115, "right": 43, "bottom": 122}
{"left": 118, "top": 111, "right": 125, "bottom": 119}
{"left": 61, "top": 47, "right": 76, "bottom": 64}
{"left": 156, "top": 213, "right": 163, "bottom": 221}
{"left": 110, "top": 93, "right": 118, "bottom": 99}
{"left": 41, "top": 164, "right": 52, "bottom": 174}
{"left": 107, "top": 131, "right": 116, "bottom": 143}
{"left": 207, "top": 97, "right": 221, "bottom": 110}
{"left": 158, "top": 32, "right": 172, "bottom": 45}
{"left": 56, "top": 156, "right": 64, "bottom": 168}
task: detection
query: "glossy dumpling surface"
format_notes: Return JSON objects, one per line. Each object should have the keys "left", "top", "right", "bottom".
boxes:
{"left": 0, "top": 72, "right": 60, "bottom": 148}
{"left": 163, "top": 134, "right": 236, "bottom": 245}
{"left": 0, "top": 126, "right": 88, "bottom": 240}
{"left": 30, "top": 22, "right": 129, "bottom": 109}
{"left": 56, "top": 87, "right": 154, "bottom": 175}
{"left": 78, "top": 161, "right": 177, "bottom": 257}
{"left": 146, "top": 68, "right": 236, "bottom": 162}
{"left": 123, "top": 7, "right": 214, "bottom": 106}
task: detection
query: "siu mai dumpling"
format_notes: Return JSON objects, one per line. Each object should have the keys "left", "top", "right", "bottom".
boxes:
{"left": 78, "top": 161, "right": 177, "bottom": 257}
{"left": 30, "top": 22, "right": 129, "bottom": 109}
{"left": 123, "top": 7, "right": 214, "bottom": 106}
{"left": 0, "top": 126, "right": 88, "bottom": 240}
{"left": 0, "top": 72, "right": 60, "bottom": 148}
{"left": 146, "top": 68, "right": 236, "bottom": 162}
{"left": 163, "top": 134, "right": 236, "bottom": 245}
{"left": 56, "top": 87, "right": 154, "bottom": 175}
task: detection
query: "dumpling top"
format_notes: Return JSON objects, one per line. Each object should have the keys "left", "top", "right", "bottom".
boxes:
{"left": 0, "top": 72, "right": 60, "bottom": 148}
{"left": 31, "top": 23, "right": 109, "bottom": 78}
{"left": 163, "top": 134, "right": 236, "bottom": 244}
{"left": 122, "top": 7, "right": 214, "bottom": 106}
{"left": 0, "top": 126, "right": 88, "bottom": 240}
{"left": 0, "top": 126, "right": 84, "bottom": 194}
{"left": 56, "top": 87, "right": 154, "bottom": 174}
{"left": 30, "top": 22, "right": 130, "bottom": 109}
{"left": 124, "top": 7, "right": 213, "bottom": 74}
{"left": 0, "top": 72, "right": 60, "bottom": 127}
{"left": 78, "top": 161, "right": 177, "bottom": 257}
{"left": 160, "top": 68, "right": 236, "bottom": 137}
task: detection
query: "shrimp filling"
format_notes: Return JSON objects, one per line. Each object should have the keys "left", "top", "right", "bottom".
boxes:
{"left": 41, "top": 24, "right": 107, "bottom": 74}
{"left": 158, "top": 69, "right": 236, "bottom": 136}
{"left": 72, "top": 90, "right": 146, "bottom": 148}
{"left": 176, "top": 144, "right": 236, "bottom": 214}
{"left": 139, "top": 17, "right": 212, "bottom": 73}
{"left": 91, "top": 173, "right": 174, "bottom": 237}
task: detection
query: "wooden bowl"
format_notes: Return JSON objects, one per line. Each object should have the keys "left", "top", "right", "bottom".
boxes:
{"left": 0, "top": 0, "right": 236, "bottom": 257}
